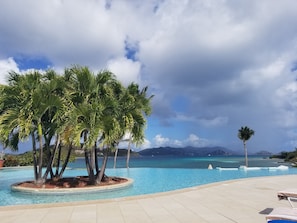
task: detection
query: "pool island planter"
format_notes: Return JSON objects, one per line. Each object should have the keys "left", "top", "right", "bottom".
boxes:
{"left": 11, "top": 177, "right": 133, "bottom": 195}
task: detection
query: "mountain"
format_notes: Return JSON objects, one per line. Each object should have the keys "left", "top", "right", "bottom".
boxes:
{"left": 138, "top": 146, "right": 238, "bottom": 156}
{"left": 255, "top": 150, "right": 273, "bottom": 156}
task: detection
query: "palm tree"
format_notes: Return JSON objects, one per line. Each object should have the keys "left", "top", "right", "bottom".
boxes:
{"left": 112, "top": 83, "right": 153, "bottom": 169}
{"left": 63, "top": 66, "right": 101, "bottom": 183}
{"left": 64, "top": 66, "right": 123, "bottom": 185}
{"left": 0, "top": 70, "right": 70, "bottom": 185}
{"left": 238, "top": 126, "right": 255, "bottom": 167}
{"left": 125, "top": 84, "right": 153, "bottom": 168}
{"left": 94, "top": 71, "right": 124, "bottom": 183}
{"left": 0, "top": 71, "right": 46, "bottom": 184}
{"left": 40, "top": 70, "right": 73, "bottom": 181}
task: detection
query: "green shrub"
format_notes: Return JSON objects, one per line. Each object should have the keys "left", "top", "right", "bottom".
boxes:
{"left": 3, "top": 155, "right": 19, "bottom": 167}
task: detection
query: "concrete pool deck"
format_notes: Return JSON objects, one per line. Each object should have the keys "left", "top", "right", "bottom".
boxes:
{"left": 0, "top": 175, "right": 296, "bottom": 223}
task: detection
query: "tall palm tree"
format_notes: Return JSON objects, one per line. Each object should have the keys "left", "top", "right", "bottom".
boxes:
{"left": 64, "top": 66, "right": 122, "bottom": 185}
{"left": 0, "top": 70, "right": 70, "bottom": 184}
{"left": 238, "top": 126, "right": 255, "bottom": 167}
{"left": 125, "top": 83, "right": 153, "bottom": 168}
{"left": 40, "top": 70, "right": 72, "bottom": 181}
{"left": 0, "top": 71, "right": 45, "bottom": 184}
{"left": 94, "top": 71, "right": 124, "bottom": 183}
{"left": 63, "top": 66, "right": 101, "bottom": 183}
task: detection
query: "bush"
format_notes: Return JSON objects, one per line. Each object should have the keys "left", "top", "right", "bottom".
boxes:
{"left": 3, "top": 155, "right": 19, "bottom": 167}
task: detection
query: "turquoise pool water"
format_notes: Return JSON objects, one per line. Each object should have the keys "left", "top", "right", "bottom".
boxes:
{"left": 0, "top": 156, "right": 296, "bottom": 206}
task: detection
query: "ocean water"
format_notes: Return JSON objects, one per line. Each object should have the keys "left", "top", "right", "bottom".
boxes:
{"left": 0, "top": 156, "right": 295, "bottom": 207}
{"left": 69, "top": 155, "right": 286, "bottom": 169}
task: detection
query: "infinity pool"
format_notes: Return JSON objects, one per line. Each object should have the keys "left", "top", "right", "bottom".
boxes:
{"left": 1, "top": 160, "right": 297, "bottom": 206}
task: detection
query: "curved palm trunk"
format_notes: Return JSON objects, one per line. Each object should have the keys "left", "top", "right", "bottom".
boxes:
{"left": 43, "top": 135, "right": 62, "bottom": 180}
{"left": 82, "top": 132, "right": 95, "bottom": 183}
{"left": 96, "top": 154, "right": 108, "bottom": 185}
{"left": 84, "top": 150, "right": 95, "bottom": 183}
{"left": 55, "top": 138, "right": 63, "bottom": 176}
{"left": 42, "top": 142, "right": 58, "bottom": 180}
{"left": 57, "top": 144, "right": 73, "bottom": 179}
{"left": 113, "top": 147, "right": 118, "bottom": 168}
{"left": 96, "top": 146, "right": 109, "bottom": 185}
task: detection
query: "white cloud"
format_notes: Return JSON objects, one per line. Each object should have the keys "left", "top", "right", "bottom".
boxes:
{"left": 0, "top": 57, "right": 19, "bottom": 84}
{"left": 153, "top": 134, "right": 170, "bottom": 147}
{"left": 151, "top": 133, "right": 212, "bottom": 148}
{"left": 107, "top": 57, "right": 141, "bottom": 86}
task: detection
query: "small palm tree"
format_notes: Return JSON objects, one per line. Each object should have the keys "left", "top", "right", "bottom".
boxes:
{"left": 238, "top": 126, "right": 255, "bottom": 167}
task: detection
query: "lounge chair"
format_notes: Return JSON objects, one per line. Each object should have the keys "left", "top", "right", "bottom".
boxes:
{"left": 266, "top": 207, "right": 297, "bottom": 222}
{"left": 277, "top": 189, "right": 297, "bottom": 208}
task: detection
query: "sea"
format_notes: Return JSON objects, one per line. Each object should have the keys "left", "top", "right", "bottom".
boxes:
{"left": 69, "top": 155, "right": 287, "bottom": 169}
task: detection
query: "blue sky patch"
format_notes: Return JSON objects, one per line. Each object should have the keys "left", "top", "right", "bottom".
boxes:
{"left": 124, "top": 39, "right": 139, "bottom": 61}
{"left": 14, "top": 55, "right": 52, "bottom": 70}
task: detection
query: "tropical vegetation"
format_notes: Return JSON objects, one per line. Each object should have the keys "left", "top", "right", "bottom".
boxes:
{"left": 238, "top": 126, "right": 255, "bottom": 167}
{"left": 0, "top": 65, "right": 153, "bottom": 186}
{"left": 270, "top": 149, "right": 297, "bottom": 165}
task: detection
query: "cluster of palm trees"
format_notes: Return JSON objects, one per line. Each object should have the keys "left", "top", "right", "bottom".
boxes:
{"left": 0, "top": 65, "right": 153, "bottom": 185}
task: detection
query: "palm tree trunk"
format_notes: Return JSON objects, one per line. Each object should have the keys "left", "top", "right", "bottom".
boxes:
{"left": 31, "top": 133, "right": 38, "bottom": 181}
{"left": 43, "top": 135, "right": 61, "bottom": 180}
{"left": 85, "top": 150, "right": 95, "bottom": 183}
{"left": 113, "top": 147, "right": 118, "bottom": 168}
{"left": 57, "top": 144, "right": 73, "bottom": 179}
{"left": 55, "top": 137, "right": 62, "bottom": 176}
{"left": 96, "top": 146, "right": 109, "bottom": 185}
{"left": 90, "top": 147, "right": 95, "bottom": 170}
{"left": 42, "top": 144, "right": 57, "bottom": 180}
{"left": 126, "top": 134, "right": 132, "bottom": 168}
{"left": 94, "top": 142, "right": 100, "bottom": 174}
{"left": 244, "top": 141, "right": 248, "bottom": 167}
{"left": 37, "top": 122, "right": 44, "bottom": 185}
{"left": 36, "top": 123, "right": 44, "bottom": 185}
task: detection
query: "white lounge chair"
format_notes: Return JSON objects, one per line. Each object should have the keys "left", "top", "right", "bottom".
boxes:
{"left": 277, "top": 189, "right": 297, "bottom": 208}
{"left": 266, "top": 207, "right": 297, "bottom": 222}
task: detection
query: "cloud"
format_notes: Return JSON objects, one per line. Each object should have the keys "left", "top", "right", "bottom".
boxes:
{"left": 151, "top": 133, "right": 212, "bottom": 148}
{"left": 153, "top": 134, "right": 170, "bottom": 147}
{"left": 0, "top": 57, "right": 19, "bottom": 84}
{"left": 1, "top": 0, "right": 297, "bottom": 153}
{"left": 107, "top": 57, "right": 141, "bottom": 86}
{"left": 0, "top": 0, "right": 124, "bottom": 68}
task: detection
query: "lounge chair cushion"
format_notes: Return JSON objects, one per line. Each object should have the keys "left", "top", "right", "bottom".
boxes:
{"left": 266, "top": 207, "right": 297, "bottom": 221}
{"left": 278, "top": 189, "right": 297, "bottom": 200}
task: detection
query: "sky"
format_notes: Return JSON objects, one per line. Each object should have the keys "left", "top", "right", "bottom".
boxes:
{"left": 1, "top": 0, "right": 297, "bottom": 154}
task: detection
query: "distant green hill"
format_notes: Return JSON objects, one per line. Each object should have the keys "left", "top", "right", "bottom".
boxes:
{"left": 138, "top": 146, "right": 238, "bottom": 156}
{"left": 270, "top": 149, "right": 297, "bottom": 165}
